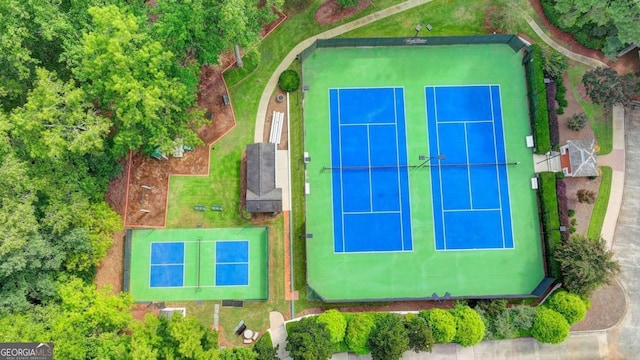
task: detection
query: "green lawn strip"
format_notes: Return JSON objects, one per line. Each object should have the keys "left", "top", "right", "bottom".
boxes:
{"left": 567, "top": 62, "right": 612, "bottom": 154}
{"left": 341, "top": 0, "right": 491, "bottom": 37}
{"left": 587, "top": 166, "right": 612, "bottom": 239}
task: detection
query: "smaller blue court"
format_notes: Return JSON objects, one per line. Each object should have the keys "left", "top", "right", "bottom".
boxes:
{"left": 329, "top": 87, "right": 412, "bottom": 253}
{"left": 215, "top": 241, "right": 249, "bottom": 286}
{"left": 149, "top": 240, "right": 250, "bottom": 288}
{"left": 150, "top": 242, "right": 185, "bottom": 287}
{"left": 426, "top": 85, "right": 514, "bottom": 250}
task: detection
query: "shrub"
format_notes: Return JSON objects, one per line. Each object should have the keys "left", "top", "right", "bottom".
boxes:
{"left": 577, "top": 189, "right": 596, "bottom": 204}
{"left": 571, "top": 218, "right": 577, "bottom": 226}
{"left": 420, "top": 309, "right": 456, "bottom": 343}
{"left": 557, "top": 107, "right": 565, "bottom": 115}
{"left": 337, "top": 0, "right": 359, "bottom": 8}
{"left": 582, "top": 67, "right": 637, "bottom": 107}
{"left": 253, "top": 332, "right": 278, "bottom": 360}
{"left": 547, "top": 291, "right": 587, "bottom": 325}
{"left": 451, "top": 305, "right": 485, "bottom": 347}
{"left": 568, "top": 209, "right": 575, "bottom": 217}
{"left": 509, "top": 305, "right": 537, "bottom": 335}
{"left": 546, "top": 82, "right": 559, "bottom": 147}
{"left": 531, "top": 308, "right": 570, "bottom": 344}
{"left": 285, "top": 317, "right": 332, "bottom": 360}
{"left": 568, "top": 113, "right": 588, "bottom": 131}
{"left": 368, "top": 314, "right": 409, "bottom": 360}
{"left": 475, "top": 299, "right": 507, "bottom": 318}
{"left": 404, "top": 314, "right": 434, "bottom": 353}
{"left": 542, "top": 48, "right": 569, "bottom": 79}
{"left": 278, "top": 70, "right": 300, "bottom": 92}
{"left": 492, "top": 310, "right": 516, "bottom": 339}
{"left": 570, "top": 226, "right": 576, "bottom": 233}
{"left": 528, "top": 45, "right": 551, "bottom": 154}
{"left": 219, "top": 347, "right": 258, "bottom": 360}
{"left": 539, "top": 172, "right": 562, "bottom": 278}
{"left": 556, "top": 235, "right": 620, "bottom": 296}
{"left": 317, "top": 309, "right": 347, "bottom": 344}
{"left": 345, "top": 313, "right": 376, "bottom": 354}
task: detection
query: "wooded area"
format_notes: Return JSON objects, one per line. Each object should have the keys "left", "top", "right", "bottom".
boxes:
{"left": 0, "top": 0, "right": 281, "bottom": 355}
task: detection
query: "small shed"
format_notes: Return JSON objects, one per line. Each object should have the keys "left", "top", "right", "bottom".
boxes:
{"left": 246, "top": 143, "right": 282, "bottom": 213}
{"left": 559, "top": 139, "right": 598, "bottom": 177}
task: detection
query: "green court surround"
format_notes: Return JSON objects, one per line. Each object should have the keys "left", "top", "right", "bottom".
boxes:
{"left": 127, "top": 227, "right": 268, "bottom": 302}
{"left": 303, "top": 43, "right": 545, "bottom": 301}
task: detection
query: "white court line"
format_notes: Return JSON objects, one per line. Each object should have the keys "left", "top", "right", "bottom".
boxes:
{"left": 438, "top": 120, "right": 494, "bottom": 124}
{"left": 340, "top": 122, "right": 397, "bottom": 126}
{"left": 489, "top": 86, "right": 506, "bottom": 248}
{"left": 393, "top": 88, "right": 406, "bottom": 250}
{"left": 337, "top": 90, "right": 346, "bottom": 252}
{"left": 343, "top": 210, "right": 402, "bottom": 215}
{"left": 463, "top": 123, "right": 474, "bottom": 209}
{"left": 432, "top": 88, "right": 448, "bottom": 250}
{"left": 367, "top": 124, "right": 373, "bottom": 212}
{"left": 443, "top": 208, "right": 501, "bottom": 212}
{"left": 493, "top": 85, "right": 515, "bottom": 249}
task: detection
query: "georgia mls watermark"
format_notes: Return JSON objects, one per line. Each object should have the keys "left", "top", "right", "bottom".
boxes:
{"left": 0, "top": 343, "right": 53, "bottom": 360}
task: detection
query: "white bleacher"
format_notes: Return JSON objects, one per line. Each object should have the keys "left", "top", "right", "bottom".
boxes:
{"left": 269, "top": 111, "right": 285, "bottom": 145}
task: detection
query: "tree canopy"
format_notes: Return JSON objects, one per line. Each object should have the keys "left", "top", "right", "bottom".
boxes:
{"left": 285, "top": 317, "right": 333, "bottom": 360}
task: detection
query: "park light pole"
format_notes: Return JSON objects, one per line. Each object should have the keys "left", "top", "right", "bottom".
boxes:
{"left": 414, "top": 22, "right": 433, "bottom": 37}
{"left": 415, "top": 154, "right": 445, "bottom": 169}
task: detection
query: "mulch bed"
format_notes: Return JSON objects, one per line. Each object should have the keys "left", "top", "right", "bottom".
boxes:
{"left": 314, "top": 0, "right": 371, "bottom": 25}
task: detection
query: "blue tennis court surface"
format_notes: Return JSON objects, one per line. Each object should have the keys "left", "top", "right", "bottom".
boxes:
{"left": 150, "top": 242, "right": 184, "bottom": 287}
{"left": 215, "top": 241, "right": 249, "bottom": 286}
{"left": 329, "top": 87, "right": 412, "bottom": 252}
{"left": 426, "top": 85, "right": 514, "bottom": 250}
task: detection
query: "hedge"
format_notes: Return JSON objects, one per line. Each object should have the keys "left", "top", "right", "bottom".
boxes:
{"left": 531, "top": 308, "right": 570, "bottom": 344}
{"left": 529, "top": 45, "right": 551, "bottom": 154}
{"left": 556, "top": 179, "right": 569, "bottom": 242}
{"left": 420, "top": 309, "right": 456, "bottom": 344}
{"left": 345, "top": 313, "right": 376, "bottom": 354}
{"left": 546, "top": 82, "right": 559, "bottom": 148}
{"left": 547, "top": 291, "right": 587, "bottom": 325}
{"left": 452, "top": 306, "right": 485, "bottom": 347}
{"left": 539, "top": 172, "right": 562, "bottom": 279}
{"left": 317, "top": 309, "right": 347, "bottom": 344}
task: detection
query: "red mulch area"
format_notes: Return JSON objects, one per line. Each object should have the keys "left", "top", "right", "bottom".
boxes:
{"left": 528, "top": 0, "right": 640, "bottom": 75}
{"left": 314, "top": 0, "right": 371, "bottom": 25}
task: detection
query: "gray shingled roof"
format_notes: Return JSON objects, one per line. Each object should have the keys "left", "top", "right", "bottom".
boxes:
{"left": 246, "top": 143, "right": 282, "bottom": 212}
{"left": 566, "top": 139, "right": 598, "bottom": 177}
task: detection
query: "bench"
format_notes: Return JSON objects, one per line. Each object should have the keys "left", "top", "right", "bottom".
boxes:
{"left": 194, "top": 205, "right": 207, "bottom": 211}
{"left": 531, "top": 177, "right": 539, "bottom": 190}
{"left": 525, "top": 135, "right": 534, "bottom": 148}
{"left": 211, "top": 205, "right": 223, "bottom": 211}
{"left": 252, "top": 331, "right": 259, "bottom": 341}
{"left": 222, "top": 94, "right": 230, "bottom": 106}
{"left": 233, "top": 320, "right": 246, "bottom": 335}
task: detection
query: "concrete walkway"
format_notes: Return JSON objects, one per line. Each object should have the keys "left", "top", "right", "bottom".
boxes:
{"left": 253, "top": 0, "right": 434, "bottom": 143}
{"left": 524, "top": 16, "right": 608, "bottom": 69}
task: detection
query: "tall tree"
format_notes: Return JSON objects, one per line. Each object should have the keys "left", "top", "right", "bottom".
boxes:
{"left": 286, "top": 317, "right": 332, "bottom": 360}
{"left": 368, "top": 314, "right": 409, "bottom": 360}
{"left": 71, "top": 5, "right": 206, "bottom": 156}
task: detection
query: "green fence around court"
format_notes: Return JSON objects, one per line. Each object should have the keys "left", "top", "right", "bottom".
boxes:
{"left": 299, "top": 35, "right": 528, "bottom": 62}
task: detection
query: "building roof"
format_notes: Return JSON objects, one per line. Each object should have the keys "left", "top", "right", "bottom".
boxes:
{"left": 246, "top": 143, "right": 282, "bottom": 213}
{"left": 565, "top": 139, "right": 598, "bottom": 177}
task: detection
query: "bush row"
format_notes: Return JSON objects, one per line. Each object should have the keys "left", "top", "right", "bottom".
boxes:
{"left": 546, "top": 82, "right": 559, "bottom": 148}
{"left": 539, "top": 172, "right": 562, "bottom": 279}
{"left": 555, "top": 76, "right": 568, "bottom": 114}
{"left": 285, "top": 298, "right": 587, "bottom": 360}
{"left": 528, "top": 45, "right": 551, "bottom": 154}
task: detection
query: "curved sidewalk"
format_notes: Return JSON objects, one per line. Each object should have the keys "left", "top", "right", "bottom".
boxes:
{"left": 253, "top": 0, "right": 434, "bottom": 143}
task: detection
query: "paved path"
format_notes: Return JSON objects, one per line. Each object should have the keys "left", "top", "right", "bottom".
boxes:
{"left": 253, "top": 0, "right": 434, "bottom": 143}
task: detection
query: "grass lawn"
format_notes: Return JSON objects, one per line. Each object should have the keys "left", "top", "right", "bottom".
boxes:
{"left": 587, "top": 166, "right": 612, "bottom": 239}
{"left": 567, "top": 62, "right": 612, "bottom": 154}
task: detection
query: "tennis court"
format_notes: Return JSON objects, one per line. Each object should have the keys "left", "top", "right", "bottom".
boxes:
{"left": 303, "top": 42, "right": 545, "bottom": 301}
{"left": 127, "top": 227, "right": 268, "bottom": 302}
{"left": 328, "top": 87, "right": 412, "bottom": 252}
{"left": 426, "top": 85, "right": 514, "bottom": 250}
